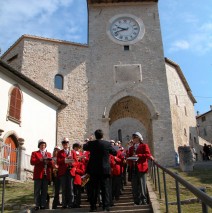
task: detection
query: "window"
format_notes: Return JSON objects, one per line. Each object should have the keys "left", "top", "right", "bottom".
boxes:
{"left": 8, "top": 86, "right": 22, "bottom": 123}
{"left": 54, "top": 74, "right": 63, "bottom": 90}
{"left": 184, "top": 128, "right": 187, "bottom": 136}
{"left": 204, "top": 128, "right": 207, "bottom": 136}
{"left": 175, "top": 95, "right": 178, "bottom": 105}
{"left": 184, "top": 106, "right": 187, "bottom": 116}
{"left": 124, "top": 45, "right": 129, "bottom": 51}
{"left": 201, "top": 116, "right": 206, "bottom": 122}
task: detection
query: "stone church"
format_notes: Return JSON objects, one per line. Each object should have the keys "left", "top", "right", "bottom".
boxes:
{"left": 1, "top": 0, "right": 198, "bottom": 166}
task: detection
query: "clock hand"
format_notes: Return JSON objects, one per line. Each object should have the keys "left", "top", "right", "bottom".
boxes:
{"left": 114, "top": 27, "right": 129, "bottom": 34}
{"left": 117, "top": 26, "right": 129, "bottom": 30}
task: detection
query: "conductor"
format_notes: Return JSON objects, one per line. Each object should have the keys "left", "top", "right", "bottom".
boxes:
{"left": 83, "top": 129, "right": 117, "bottom": 212}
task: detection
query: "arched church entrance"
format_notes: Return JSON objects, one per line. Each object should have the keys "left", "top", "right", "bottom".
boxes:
{"left": 109, "top": 96, "right": 153, "bottom": 152}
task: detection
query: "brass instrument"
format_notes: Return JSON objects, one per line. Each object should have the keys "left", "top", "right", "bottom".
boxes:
{"left": 43, "top": 150, "right": 48, "bottom": 176}
{"left": 43, "top": 150, "right": 52, "bottom": 176}
{"left": 81, "top": 174, "right": 90, "bottom": 187}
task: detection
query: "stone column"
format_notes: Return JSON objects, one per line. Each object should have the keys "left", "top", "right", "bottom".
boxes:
{"left": 18, "top": 138, "right": 26, "bottom": 181}
{"left": 178, "top": 146, "right": 194, "bottom": 172}
{"left": 101, "top": 117, "right": 110, "bottom": 140}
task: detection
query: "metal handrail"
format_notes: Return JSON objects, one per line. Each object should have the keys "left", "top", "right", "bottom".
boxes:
{"left": 0, "top": 174, "right": 9, "bottom": 213}
{"left": 149, "top": 160, "right": 212, "bottom": 212}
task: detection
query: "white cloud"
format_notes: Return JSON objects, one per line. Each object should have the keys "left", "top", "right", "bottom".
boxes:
{"left": 170, "top": 40, "right": 190, "bottom": 51}
{"left": 0, "top": 0, "right": 88, "bottom": 54}
{"left": 169, "top": 20, "right": 212, "bottom": 55}
{"left": 200, "top": 23, "right": 212, "bottom": 31}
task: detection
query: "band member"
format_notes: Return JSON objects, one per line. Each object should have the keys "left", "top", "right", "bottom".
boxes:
{"left": 83, "top": 129, "right": 117, "bottom": 212}
{"left": 111, "top": 147, "right": 124, "bottom": 201}
{"left": 57, "top": 138, "right": 75, "bottom": 209}
{"left": 30, "top": 139, "right": 53, "bottom": 211}
{"left": 73, "top": 143, "right": 86, "bottom": 208}
{"left": 128, "top": 132, "right": 152, "bottom": 205}
{"left": 52, "top": 146, "right": 61, "bottom": 209}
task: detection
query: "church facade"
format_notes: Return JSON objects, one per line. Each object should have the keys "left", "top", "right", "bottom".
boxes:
{"left": 1, "top": 0, "right": 198, "bottom": 165}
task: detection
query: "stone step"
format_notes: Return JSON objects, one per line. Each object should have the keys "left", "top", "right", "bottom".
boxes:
{"left": 37, "top": 205, "right": 152, "bottom": 213}
{"left": 32, "top": 181, "right": 154, "bottom": 213}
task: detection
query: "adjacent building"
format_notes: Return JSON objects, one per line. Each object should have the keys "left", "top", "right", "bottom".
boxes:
{"left": 0, "top": 59, "right": 66, "bottom": 179}
{"left": 196, "top": 106, "right": 212, "bottom": 143}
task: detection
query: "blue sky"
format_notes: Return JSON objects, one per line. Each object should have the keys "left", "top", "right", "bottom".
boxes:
{"left": 0, "top": 0, "right": 211, "bottom": 114}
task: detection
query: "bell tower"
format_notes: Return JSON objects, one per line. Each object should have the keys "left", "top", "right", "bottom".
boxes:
{"left": 86, "top": 0, "right": 175, "bottom": 165}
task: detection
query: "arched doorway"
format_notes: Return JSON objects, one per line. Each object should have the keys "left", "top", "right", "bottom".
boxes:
{"left": 109, "top": 96, "right": 153, "bottom": 152}
{"left": 3, "top": 135, "right": 18, "bottom": 179}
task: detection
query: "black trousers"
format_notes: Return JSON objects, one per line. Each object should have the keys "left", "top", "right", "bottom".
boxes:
{"left": 34, "top": 177, "right": 48, "bottom": 208}
{"left": 89, "top": 174, "right": 110, "bottom": 210}
{"left": 74, "top": 184, "right": 82, "bottom": 207}
{"left": 60, "top": 170, "right": 74, "bottom": 207}
{"left": 112, "top": 175, "right": 121, "bottom": 200}
{"left": 52, "top": 176, "right": 61, "bottom": 208}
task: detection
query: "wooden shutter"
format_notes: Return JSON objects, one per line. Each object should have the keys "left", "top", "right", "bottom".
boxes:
{"left": 9, "top": 87, "right": 22, "bottom": 121}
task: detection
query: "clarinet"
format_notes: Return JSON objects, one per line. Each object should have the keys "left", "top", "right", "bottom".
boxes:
{"left": 43, "top": 150, "right": 48, "bottom": 176}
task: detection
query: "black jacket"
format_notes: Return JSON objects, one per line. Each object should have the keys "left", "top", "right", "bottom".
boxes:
{"left": 83, "top": 139, "right": 117, "bottom": 176}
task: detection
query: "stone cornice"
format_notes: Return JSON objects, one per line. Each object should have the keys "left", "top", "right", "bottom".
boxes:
{"left": 88, "top": 0, "right": 158, "bottom": 4}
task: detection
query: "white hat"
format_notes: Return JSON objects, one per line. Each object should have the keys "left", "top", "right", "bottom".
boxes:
{"left": 132, "top": 132, "right": 143, "bottom": 141}
{"left": 61, "top": 137, "right": 69, "bottom": 143}
{"left": 38, "top": 139, "right": 46, "bottom": 148}
{"left": 54, "top": 145, "right": 61, "bottom": 150}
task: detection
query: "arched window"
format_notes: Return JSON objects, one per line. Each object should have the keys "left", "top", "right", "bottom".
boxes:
{"left": 118, "top": 129, "right": 122, "bottom": 142}
{"left": 54, "top": 74, "right": 63, "bottom": 90}
{"left": 8, "top": 86, "right": 22, "bottom": 123}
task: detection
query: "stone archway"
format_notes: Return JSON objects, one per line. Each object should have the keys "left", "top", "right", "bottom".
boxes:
{"left": 109, "top": 96, "right": 153, "bottom": 152}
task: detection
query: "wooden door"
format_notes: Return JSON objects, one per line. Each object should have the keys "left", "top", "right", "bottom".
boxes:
{"left": 4, "top": 136, "right": 18, "bottom": 176}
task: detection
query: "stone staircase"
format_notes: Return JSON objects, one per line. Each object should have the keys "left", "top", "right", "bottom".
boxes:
{"left": 36, "top": 183, "right": 153, "bottom": 213}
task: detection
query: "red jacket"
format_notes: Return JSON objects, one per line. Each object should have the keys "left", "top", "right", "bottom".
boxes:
{"left": 30, "top": 150, "right": 52, "bottom": 180}
{"left": 128, "top": 143, "right": 151, "bottom": 173}
{"left": 74, "top": 161, "right": 85, "bottom": 185}
{"left": 111, "top": 150, "right": 124, "bottom": 176}
{"left": 57, "top": 149, "right": 77, "bottom": 177}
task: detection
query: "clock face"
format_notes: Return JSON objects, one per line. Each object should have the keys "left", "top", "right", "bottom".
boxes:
{"left": 110, "top": 17, "right": 140, "bottom": 42}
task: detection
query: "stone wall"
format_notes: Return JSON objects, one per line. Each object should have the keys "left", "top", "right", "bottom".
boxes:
{"left": 165, "top": 62, "right": 198, "bottom": 154}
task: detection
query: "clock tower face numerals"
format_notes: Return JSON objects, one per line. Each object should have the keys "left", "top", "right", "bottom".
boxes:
{"left": 110, "top": 17, "right": 140, "bottom": 42}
